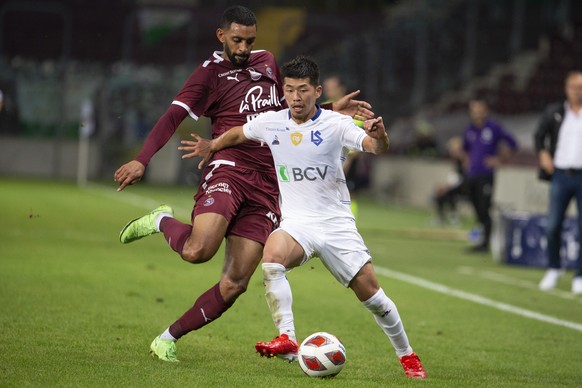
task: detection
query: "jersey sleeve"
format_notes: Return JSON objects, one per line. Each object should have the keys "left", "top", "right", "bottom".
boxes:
{"left": 339, "top": 116, "right": 366, "bottom": 152}
{"left": 172, "top": 65, "right": 214, "bottom": 120}
{"left": 134, "top": 104, "right": 188, "bottom": 167}
{"left": 242, "top": 114, "right": 267, "bottom": 143}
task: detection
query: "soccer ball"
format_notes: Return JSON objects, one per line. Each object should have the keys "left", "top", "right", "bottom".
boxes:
{"left": 298, "top": 332, "right": 346, "bottom": 378}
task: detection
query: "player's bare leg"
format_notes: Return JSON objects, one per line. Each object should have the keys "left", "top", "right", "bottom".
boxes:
{"left": 219, "top": 235, "right": 265, "bottom": 303}
{"left": 164, "top": 235, "right": 262, "bottom": 337}
{"left": 255, "top": 231, "right": 304, "bottom": 361}
{"left": 120, "top": 208, "right": 233, "bottom": 362}
{"left": 350, "top": 263, "right": 426, "bottom": 378}
{"left": 177, "top": 212, "right": 230, "bottom": 263}
{"left": 152, "top": 235, "right": 263, "bottom": 362}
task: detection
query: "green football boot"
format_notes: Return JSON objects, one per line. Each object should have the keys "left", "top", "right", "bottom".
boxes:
{"left": 150, "top": 336, "right": 179, "bottom": 362}
{"left": 119, "top": 205, "right": 173, "bottom": 244}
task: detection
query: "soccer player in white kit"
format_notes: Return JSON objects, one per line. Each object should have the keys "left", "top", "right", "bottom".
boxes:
{"left": 180, "top": 55, "right": 426, "bottom": 379}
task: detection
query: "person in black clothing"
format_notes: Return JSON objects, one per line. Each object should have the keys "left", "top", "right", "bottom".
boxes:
{"left": 534, "top": 71, "right": 582, "bottom": 294}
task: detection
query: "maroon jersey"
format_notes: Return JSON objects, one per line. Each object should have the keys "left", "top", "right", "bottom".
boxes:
{"left": 172, "top": 50, "right": 284, "bottom": 171}
{"left": 134, "top": 49, "right": 332, "bottom": 170}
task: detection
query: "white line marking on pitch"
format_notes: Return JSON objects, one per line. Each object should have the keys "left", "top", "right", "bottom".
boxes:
{"left": 85, "top": 183, "right": 191, "bottom": 215}
{"left": 90, "top": 184, "right": 582, "bottom": 333}
{"left": 456, "top": 266, "right": 582, "bottom": 303}
{"left": 375, "top": 266, "right": 582, "bottom": 333}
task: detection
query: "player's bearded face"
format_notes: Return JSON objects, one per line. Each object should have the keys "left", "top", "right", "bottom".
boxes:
{"left": 225, "top": 43, "right": 249, "bottom": 67}
{"left": 219, "top": 23, "right": 256, "bottom": 67}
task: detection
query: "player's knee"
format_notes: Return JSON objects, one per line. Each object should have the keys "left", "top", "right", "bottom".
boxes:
{"left": 181, "top": 241, "right": 215, "bottom": 264}
{"left": 262, "top": 254, "right": 278, "bottom": 264}
{"left": 261, "top": 249, "right": 286, "bottom": 265}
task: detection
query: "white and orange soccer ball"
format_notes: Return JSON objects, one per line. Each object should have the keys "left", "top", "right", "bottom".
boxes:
{"left": 298, "top": 332, "right": 347, "bottom": 378}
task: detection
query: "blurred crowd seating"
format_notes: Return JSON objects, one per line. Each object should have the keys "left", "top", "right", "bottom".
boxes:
{"left": 436, "top": 2, "right": 582, "bottom": 115}
{"left": 0, "top": 0, "right": 579, "bottom": 160}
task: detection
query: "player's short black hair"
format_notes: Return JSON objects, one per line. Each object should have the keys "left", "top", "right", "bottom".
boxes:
{"left": 221, "top": 5, "right": 257, "bottom": 29}
{"left": 281, "top": 55, "right": 320, "bottom": 87}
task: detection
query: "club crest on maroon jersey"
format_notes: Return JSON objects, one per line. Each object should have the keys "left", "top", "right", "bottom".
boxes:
{"left": 247, "top": 68, "right": 262, "bottom": 81}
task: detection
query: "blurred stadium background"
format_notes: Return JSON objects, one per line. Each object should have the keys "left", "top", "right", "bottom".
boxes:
{"left": 0, "top": 0, "right": 580, "bottom": 214}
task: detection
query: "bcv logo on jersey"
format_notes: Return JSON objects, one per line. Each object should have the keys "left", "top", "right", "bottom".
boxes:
{"left": 277, "top": 165, "right": 329, "bottom": 182}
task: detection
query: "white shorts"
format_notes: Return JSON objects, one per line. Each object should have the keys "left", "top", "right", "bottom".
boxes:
{"left": 276, "top": 217, "right": 372, "bottom": 287}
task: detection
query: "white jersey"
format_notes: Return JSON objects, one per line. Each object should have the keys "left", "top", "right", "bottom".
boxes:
{"left": 243, "top": 106, "right": 366, "bottom": 220}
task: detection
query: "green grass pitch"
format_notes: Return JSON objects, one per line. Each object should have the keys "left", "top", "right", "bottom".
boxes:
{"left": 1, "top": 178, "right": 581, "bottom": 387}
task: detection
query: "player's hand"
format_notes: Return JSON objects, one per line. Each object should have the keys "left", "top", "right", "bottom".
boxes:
{"left": 179, "top": 134, "right": 214, "bottom": 169}
{"left": 363, "top": 116, "right": 386, "bottom": 138}
{"left": 362, "top": 116, "right": 389, "bottom": 154}
{"left": 332, "top": 90, "right": 375, "bottom": 121}
{"left": 114, "top": 160, "right": 145, "bottom": 192}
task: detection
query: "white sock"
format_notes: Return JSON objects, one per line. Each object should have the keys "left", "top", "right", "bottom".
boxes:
{"left": 262, "top": 262, "right": 296, "bottom": 341}
{"left": 362, "top": 288, "right": 413, "bottom": 357}
{"left": 154, "top": 212, "right": 173, "bottom": 232}
{"left": 159, "top": 327, "right": 176, "bottom": 341}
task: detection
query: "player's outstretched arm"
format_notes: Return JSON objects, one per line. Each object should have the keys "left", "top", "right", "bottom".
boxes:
{"left": 179, "top": 126, "right": 247, "bottom": 169}
{"left": 362, "top": 116, "right": 389, "bottom": 155}
{"left": 332, "top": 90, "right": 375, "bottom": 121}
{"left": 114, "top": 160, "right": 145, "bottom": 192}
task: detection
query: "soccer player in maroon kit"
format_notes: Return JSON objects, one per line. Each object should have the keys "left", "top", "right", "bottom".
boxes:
{"left": 114, "top": 5, "right": 372, "bottom": 362}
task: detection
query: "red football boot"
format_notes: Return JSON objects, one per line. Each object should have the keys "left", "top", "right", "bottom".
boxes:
{"left": 255, "top": 334, "right": 298, "bottom": 362}
{"left": 399, "top": 352, "right": 427, "bottom": 378}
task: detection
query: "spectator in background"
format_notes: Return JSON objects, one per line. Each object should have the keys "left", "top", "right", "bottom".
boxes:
{"left": 323, "top": 74, "right": 347, "bottom": 103}
{"left": 323, "top": 74, "right": 369, "bottom": 218}
{"left": 433, "top": 136, "right": 466, "bottom": 226}
{"left": 535, "top": 71, "right": 582, "bottom": 295}
{"left": 461, "top": 99, "right": 518, "bottom": 253}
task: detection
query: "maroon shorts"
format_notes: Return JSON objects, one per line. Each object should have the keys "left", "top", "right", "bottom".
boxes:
{"left": 193, "top": 161, "right": 280, "bottom": 245}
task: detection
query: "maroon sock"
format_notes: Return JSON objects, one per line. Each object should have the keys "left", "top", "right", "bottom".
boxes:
{"left": 169, "top": 283, "right": 232, "bottom": 339}
{"left": 160, "top": 217, "right": 191, "bottom": 254}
